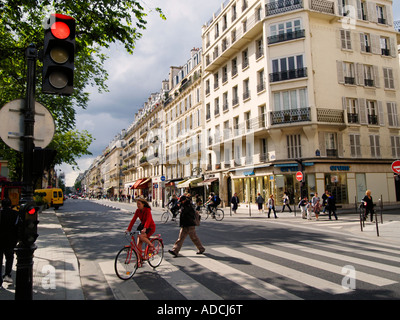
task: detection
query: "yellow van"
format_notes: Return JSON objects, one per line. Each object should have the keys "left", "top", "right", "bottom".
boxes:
{"left": 34, "top": 188, "right": 64, "bottom": 209}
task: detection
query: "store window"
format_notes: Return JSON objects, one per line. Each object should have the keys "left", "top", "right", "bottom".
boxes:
{"left": 324, "top": 173, "right": 348, "bottom": 204}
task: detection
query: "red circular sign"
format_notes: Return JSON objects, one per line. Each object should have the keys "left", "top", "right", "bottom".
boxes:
{"left": 296, "top": 171, "right": 303, "bottom": 182}
{"left": 391, "top": 160, "right": 400, "bottom": 174}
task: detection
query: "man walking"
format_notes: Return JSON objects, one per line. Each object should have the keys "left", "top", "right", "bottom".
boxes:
{"left": 168, "top": 196, "right": 205, "bottom": 257}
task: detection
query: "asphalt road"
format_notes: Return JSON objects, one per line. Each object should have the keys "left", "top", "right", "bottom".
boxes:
{"left": 57, "top": 199, "right": 400, "bottom": 301}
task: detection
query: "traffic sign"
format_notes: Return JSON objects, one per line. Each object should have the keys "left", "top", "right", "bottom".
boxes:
{"left": 0, "top": 99, "right": 55, "bottom": 152}
{"left": 391, "top": 160, "right": 400, "bottom": 174}
{"left": 296, "top": 171, "right": 303, "bottom": 182}
{"left": 161, "top": 176, "right": 166, "bottom": 181}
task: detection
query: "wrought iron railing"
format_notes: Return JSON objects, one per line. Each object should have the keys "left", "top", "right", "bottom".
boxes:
{"left": 271, "top": 107, "right": 311, "bottom": 125}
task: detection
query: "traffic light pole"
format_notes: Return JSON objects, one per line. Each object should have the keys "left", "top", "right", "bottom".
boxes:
{"left": 15, "top": 44, "right": 38, "bottom": 300}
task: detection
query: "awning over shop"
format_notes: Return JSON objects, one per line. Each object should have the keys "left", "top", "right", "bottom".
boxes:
{"left": 197, "top": 178, "right": 218, "bottom": 186}
{"left": 177, "top": 177, "right": 203, "bottom": 189}
{"left": 176, "top": 179, "right": 188, "bottom": 188}
{"left": 165, "top": 178, "right": 184, "bottom": 187}
{"left": 131, "top": 178, "right": 150, "bottom": 189}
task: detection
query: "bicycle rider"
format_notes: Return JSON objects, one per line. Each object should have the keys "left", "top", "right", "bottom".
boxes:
{"left": 126, "top": 198, "right": 156, "bottom": 254}
{"left": 206, "top": 192, "right": 221, "bottom": 218}
{"left": 167, "top": 194, "right": 179, "bottom": 220}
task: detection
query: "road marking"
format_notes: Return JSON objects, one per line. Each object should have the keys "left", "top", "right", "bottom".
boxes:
{"left": 247, "top": 244, "right": 396, "bottom": 287}
{"left": 279, "top": 242, "right": 400, "bottom": 274}
{"left": 212, "top": 247, "right": 349, "bottom": 295}
{"left": 180, "top": 250, "right": 302, "bottom": 300}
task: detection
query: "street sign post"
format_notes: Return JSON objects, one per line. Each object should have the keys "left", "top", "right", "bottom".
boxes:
{"left": 391, "top": 160, "right": 400, "bottom": 174}
{"left": 296, "top": 171, "right": 303, "bottom": 182}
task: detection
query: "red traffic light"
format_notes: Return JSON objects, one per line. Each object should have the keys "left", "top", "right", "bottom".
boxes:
{"left": 51, "top": 21, "right": 71, "bottom": 39}
{"left": 28, "top": 207, "right": 36, "bottom": 215}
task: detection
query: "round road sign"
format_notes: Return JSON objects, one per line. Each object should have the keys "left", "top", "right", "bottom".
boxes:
{"left": 296, "top": 171, "right": 303, "bottom": 182}
{"left": 391, "top": 160, "right": 400, "bottom": 174}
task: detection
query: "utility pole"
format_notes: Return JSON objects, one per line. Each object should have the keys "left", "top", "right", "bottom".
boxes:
{"left": 15, "top": 43, "right": 38, "bottom": 300}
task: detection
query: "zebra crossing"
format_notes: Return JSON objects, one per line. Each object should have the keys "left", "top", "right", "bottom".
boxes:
{"left": 100, "top": 236, "right": 400, "bottom": 300}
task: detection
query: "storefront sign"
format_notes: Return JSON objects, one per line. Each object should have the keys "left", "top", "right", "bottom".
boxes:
{"left": 330, "top": 166, "right": 350, "bottom": 171}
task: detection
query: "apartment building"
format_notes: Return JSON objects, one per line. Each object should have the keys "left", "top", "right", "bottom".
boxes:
{"left": 202, "top": 0, "right": 400, "bottom": 206}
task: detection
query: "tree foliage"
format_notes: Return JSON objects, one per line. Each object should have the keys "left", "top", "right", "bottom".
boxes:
{"left": 0, "top": 1, "right": 165, "bottom": 178}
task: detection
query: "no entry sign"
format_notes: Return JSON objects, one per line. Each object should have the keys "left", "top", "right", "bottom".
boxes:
{"left": 391, "top": 160, "right": 400, "bottom": 174}
{"left": 296, "top": 171, "right": 303, "bottom": 182}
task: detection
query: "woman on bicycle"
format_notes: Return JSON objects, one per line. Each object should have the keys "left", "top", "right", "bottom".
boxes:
{"left": 126, "top": 198, "right": 156, "bottom": 253}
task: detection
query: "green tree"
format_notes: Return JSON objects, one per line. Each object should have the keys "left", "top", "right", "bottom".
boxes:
{"left": 0, "top": 1, "right": 165, "bottom": 178}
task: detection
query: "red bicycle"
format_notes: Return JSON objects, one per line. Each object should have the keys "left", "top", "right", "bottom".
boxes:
{"left": 114, "top": 231, "right": 164, "bottom": 280}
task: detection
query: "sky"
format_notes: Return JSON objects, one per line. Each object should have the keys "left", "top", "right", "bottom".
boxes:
{"left": 59, "top": 0, "right": 400, "bottom": 187}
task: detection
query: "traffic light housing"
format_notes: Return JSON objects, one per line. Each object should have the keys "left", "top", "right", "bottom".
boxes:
{"left": 42, "top": 13, "right": 75, "bottom": 95}
{"left": 19, "top": 202, "right": 39, "bottom": 246}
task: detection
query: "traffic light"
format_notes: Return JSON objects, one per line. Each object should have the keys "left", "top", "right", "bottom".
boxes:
{"left": 19, "top": 202, "right": 39, "bottom": 246}
{"left": 42, "top": 13, "right": 75, "bottom": 95}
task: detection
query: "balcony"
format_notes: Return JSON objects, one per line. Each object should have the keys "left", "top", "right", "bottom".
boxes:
{"left": 270, "top": 67, "right": 307, "bottom": 82}
{"left": 267, "top": 29, "right": 305, "bottom": 45}
{"left": 317, "top": 108, "right": 344, "bottom": 124}
{"left": 271, "top": 107, "right": 311, "bottom": 125}
{"left": 266, "top": 0, "right": 303, "bottom": 16}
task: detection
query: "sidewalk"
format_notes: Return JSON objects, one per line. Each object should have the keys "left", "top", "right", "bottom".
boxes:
{"left": 0, "top": 209, "right": 84, "bottom": 300}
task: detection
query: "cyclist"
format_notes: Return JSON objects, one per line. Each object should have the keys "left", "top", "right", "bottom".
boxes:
{"left": 167, "top": 194, "right": 179, "bottom": 220}
{"left": 126, "top": 198, "right": 156, "bottom": 255}
{"left": 206, "top": 192, "right": 221, "bottom": 218}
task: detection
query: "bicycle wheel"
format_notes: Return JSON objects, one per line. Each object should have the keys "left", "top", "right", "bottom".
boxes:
{"left": 201, "top": 207, "right": 209, "bottom": 220}
{"left": 147, "top": 238, "right": 164, "bottom": 268}
{"left": 161, "top": 211, "right": 170, "bottom": 224}
{"left": 114, "top": 246, "right": 138, "bottom": 280}
{"left": 214, "top": 208, "right": 224, "bottom": 221}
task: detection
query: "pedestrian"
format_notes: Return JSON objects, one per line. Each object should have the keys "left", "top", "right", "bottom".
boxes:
{"left": 169, "top": 195, "right": 205, "bottom": 257}
{"left": 298, "top": 196, "right": 308, "bottom": 219}
{"left": 327, "top": 192, "right": 338, "bottom": 220}
{"left": 311, "top": 193, "right": 321, "bottom": 220}
{"left": 256, "top": 193, "right": 264, "bottom": 213}
{"left": 267, "top": 194, "right": 278, "bottom": 218}
{"left": 322, "top": 190, "right": 329, "bottom": 213}
{"left": 231, "top": 193, "right": 239, "bottom": 214}
{"left": 281, "top": 191, "right": 292, "bottom": 213}
{"left": 362, "top": 190, "right": 374, "bottom": 222}
{"left": 125, "top": 198, "right": 156, "bottom": 263}
{"left": 0, "top": 198, "right": 18, "bottom": 289}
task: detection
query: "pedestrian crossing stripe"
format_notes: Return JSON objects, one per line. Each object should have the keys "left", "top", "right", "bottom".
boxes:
{"left": 180, "top": 250, "right": 302, "bottom": 300}
{"left": 301, "top": 240, "right": 400, "bottom": 263}
{"left": 102, "top": 239, "right": 399, "bottom": 300}
{"left": 212, "top": 247, "right": 350, "bottom": 295}
{"left": 278, "top": 242, "right": 400, "bottom": 274}
{"left": 246, "top": 244, "right": 396, "bottom": 287}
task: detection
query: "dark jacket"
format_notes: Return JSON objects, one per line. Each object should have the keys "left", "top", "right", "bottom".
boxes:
{"left": 0, "top": 207, "right": 18, "bottom": 248}
{"left": 179, "top": 202, "right": 196, "bottom": 227}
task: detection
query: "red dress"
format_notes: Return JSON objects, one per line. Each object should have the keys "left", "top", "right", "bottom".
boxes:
{"left": 127, "top": 207, "right": 156, "bottom": 237}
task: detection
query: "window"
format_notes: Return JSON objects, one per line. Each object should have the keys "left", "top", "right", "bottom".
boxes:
{"left": 364, "top": 65, "right": 374, "bottom": 87}
{"left": 349, "top": 134, "right": 361, "bottom": 157}
{"left": 242, "top": 49, "right": 249, "bottom": 69}
{"left": 232, "top": 58, "right": 238, "bottom": 77}
{"left": 257, "top": 69, "right": 265, "bottom": 92}
{"left": 369, "top": 135, "right": 381, "bottom": 158}
{"left": 340, "top": 29, "right": 352, "bottom": 50}
{"left": 380, "top": 36, "right": 390, "bottom": 56}
{"left": 214, "top": 72, "right": 219, "bottom": 89}
{"left": 232, "top": 86, "right": 239, "bottom": 106}
{"left": 387, "top": 102, "right": 399, "bottom": 127}
{"left": 243, "top": 79, "right": 250, "bottom": 100}
{"left": 383, "top": 68, "right": 395, "bottom": 89}
{"left": 325, "top": 133, "right": 338, "bottom": 157}
{"left": 287, "top": 134, "right": 301, "bottom": 159}
{"left": 376, "top": 4, "right": 386, "bottom": 24}
{"left": 222, "top": 65, "right": 228, "bottom": 83}
{"left": 360, "top": 33, "right": 371, "bottom": 53}
{"left": 214, "top": 97, "right": 220, "bottom": 116}
{"left": 223, "top": 92, "right": 229, "bottom": 111}
{"left": 343, "top": 62, "right": 355, "bottom": 84}
{"left": 366, "top": 100, "right": 378, "bottom": 125}
{"left": 271, "top": 55, "right": 305, "bottom": 82}
{"left": 206, "top": 103, "right": 211, "bottom": 120}
{"left": 391, "top": 136, "right": 400, "bottom": 158}
{"left": 256, "top": 38, "right": 264, "bottom": 59}
{"left": 273, "top": 88, "right": 308, "bottom": 111}
{"left": 346, "top": 98, "right": 359, "bottom": 123}
{"left": 269, "top": 19, "right": 303, "bottom": 44}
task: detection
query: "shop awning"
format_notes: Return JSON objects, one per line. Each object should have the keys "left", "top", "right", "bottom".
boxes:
{"left": 131, "top": 179, "right": 144, "bottom": 189}
{"left": 131, "top": 178, "right": 150, "bottom": 189}
{"left": 164, "top": 178, "right": 184, "bottom": 187}
{"left": 176, "top": 179, "right": 188, "bottom": 188}
{"left": 177, "top": 177, "right": 203, "bottom": 189}
{"left": 197, "top": 178, "right": 218, "bottom": 186}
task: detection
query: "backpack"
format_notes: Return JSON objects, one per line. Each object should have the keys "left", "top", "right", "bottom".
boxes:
{"left": 213, "top": 195, "right": 221, "bottom": 206}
